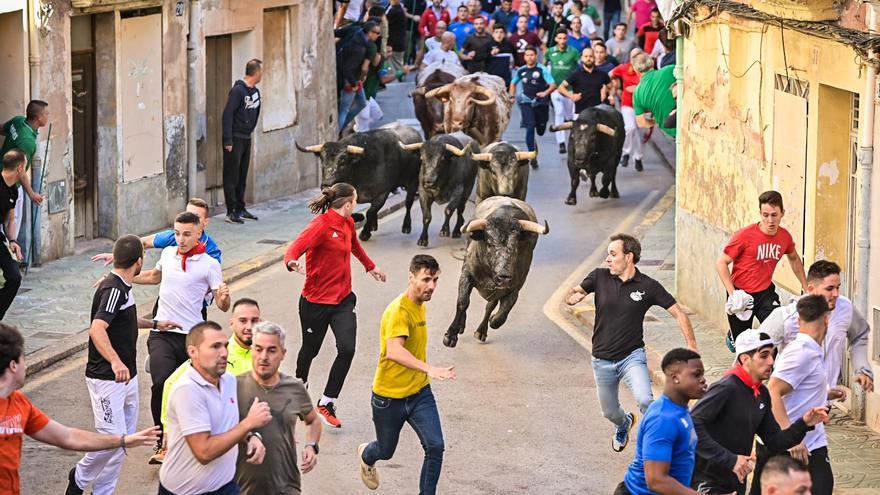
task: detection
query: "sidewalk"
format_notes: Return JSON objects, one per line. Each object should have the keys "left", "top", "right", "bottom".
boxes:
{"left": 568, "top": 193, "right": 880, "bottom": 493}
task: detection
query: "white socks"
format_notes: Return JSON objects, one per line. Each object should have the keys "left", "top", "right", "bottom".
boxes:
{"left": 319, "top": 395, "right": 336, "bottom": 406}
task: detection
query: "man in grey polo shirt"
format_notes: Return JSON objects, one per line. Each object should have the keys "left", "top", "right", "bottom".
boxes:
{"left": 159, "top": 321, "right": 272, "bottom": 495}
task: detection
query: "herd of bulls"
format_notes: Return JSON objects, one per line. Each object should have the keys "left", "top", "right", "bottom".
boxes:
{"left": 296, "top": 63, "right": 626, "bottom": 347}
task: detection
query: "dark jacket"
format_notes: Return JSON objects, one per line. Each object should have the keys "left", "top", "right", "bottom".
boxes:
{"left": 221, "top": 80, "right": 261, "bottom": 145}
{"left": 691, "top": 374, "right": 812, "bottom": 494}
{"left": 336, "top": 27, "right": 373, "bottom": 91}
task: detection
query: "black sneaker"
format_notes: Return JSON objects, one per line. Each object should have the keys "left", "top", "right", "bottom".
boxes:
{"left": 239, "top": 208, "right": 259, "bottom": 221}
{"left": 225, "top": 212, "right": 244, "bottom": 224}
{"left": 620, "top": 154, "right": 630, "bottom": 167}
{"left": 558, "top": 143, "right": 567, "bottom": 154}
{"left": 634, "top": 159, "right": 644, "bottom": 171}
{"left": 65, "top": 467, "right": 83, "bottom": 495}
{"left": 536, "top": 122, "right": 547, "bottom": 136}
{"left": 530, "top": 159, "right": 538, "bottom": 169}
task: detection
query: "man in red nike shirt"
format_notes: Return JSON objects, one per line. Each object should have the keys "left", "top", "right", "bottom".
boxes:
{"left": 716, "top": 190, "right": 807, "bottom": 352}
{"left": 284, "top": 183, "right": 386, "bottom": 428}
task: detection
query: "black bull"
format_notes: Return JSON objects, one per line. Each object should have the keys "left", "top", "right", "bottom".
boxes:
{"left": 295, "top": 123, "right": 423, "bottom": 241}
{"left": 444, "top": 196, "right": 549, "bottom": 347}
{"left": 550, "top": 104, "right": 626, "bottom": 205}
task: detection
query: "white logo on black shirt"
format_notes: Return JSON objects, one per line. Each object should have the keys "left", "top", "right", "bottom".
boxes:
{"left": 759, "top": 403, "right": 765, "bottom": 409}
{"left": 244, "top": 93, "right": 261, "bottom": 110}
{"left": 630, "top": 291, "right": 644, "bottom": 302}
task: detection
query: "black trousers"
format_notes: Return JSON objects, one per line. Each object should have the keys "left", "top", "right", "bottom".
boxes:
{"left": 147, "top": 331, "right": 189, "bottom": 429}
{"left": 727, "top": 284, "right": 780, "bottom": 340}
{"left": 0, "top": 241, "right": 21, "bottom": 319}
{"left": 295, "top": 293, "right": 357, "bottom": 399}
{"left": 613, "top": 481, "right": 631, "bottom": 495}
{"left": 750, "top": 443, "right": 833, "bottom": 495}
{"left": 222, "top": 137, "right": 252, "bottom": 215}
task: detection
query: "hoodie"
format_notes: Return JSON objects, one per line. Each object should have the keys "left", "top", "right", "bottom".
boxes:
{"left": 222, "top": 80, "right": 261, "bottom": 145}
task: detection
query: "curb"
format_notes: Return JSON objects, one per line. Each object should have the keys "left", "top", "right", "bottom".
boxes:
{"left": 24, "top": 195, "right": 408, "bottom": 377}
{"left": 648, "top": 131, "right": 676, "bottom": 172}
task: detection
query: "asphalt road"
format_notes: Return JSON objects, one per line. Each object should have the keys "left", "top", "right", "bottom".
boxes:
{"left": 19, "top": 105, "right": 674, "bottom": 494}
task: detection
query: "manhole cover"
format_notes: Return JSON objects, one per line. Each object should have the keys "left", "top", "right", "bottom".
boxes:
{"left": 256, "top": 239, "right": 286, "bottom": 245}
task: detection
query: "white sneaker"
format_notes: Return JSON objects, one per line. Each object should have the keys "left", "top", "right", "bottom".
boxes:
{"left": 357, "top": 442, "right": 379, "bottom": 490}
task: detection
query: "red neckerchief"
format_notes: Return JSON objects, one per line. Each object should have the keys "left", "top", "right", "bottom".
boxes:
{"left": 725, "top": 364, "right": 762, "bottom": 398}
{"left": 178, "top": 242, "right": 206, "bottom": 272}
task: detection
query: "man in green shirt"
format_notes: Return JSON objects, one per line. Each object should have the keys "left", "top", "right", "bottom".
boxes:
{"left": 633, "top": 60, "right": 677, "bottom": 138}
{"left": 546, "top": 29, "right": 580, "bottom": 154}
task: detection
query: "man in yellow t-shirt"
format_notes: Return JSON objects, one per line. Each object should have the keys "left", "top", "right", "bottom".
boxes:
{"left": 357, "top": 255, "right": 455, "bottom": 494}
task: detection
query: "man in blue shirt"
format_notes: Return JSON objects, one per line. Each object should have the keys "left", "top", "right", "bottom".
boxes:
{"left": 616, "top": 348, "right": 707, "bottom": 495}
{"left": 489, "top": 0, "right": 515, "bottom": 30}
{"left": 448, "top": 5, "right": 475, "bottom": 49}
{"left": 509, "top": 46, "right": 556, "bottom": 169}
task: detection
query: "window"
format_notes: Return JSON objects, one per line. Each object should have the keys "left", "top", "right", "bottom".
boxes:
{"left": 261, "top": 7, "right": 297, "bottom": 131}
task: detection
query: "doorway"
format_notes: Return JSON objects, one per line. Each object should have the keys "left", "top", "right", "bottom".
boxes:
{"left": 71, "top": 15, "right": 97, "bottom": 240}
{"left": 201, "top": 34, "right": 232, "bottom": 209}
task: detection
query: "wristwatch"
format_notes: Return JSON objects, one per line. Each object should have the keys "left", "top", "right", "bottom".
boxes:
{"left": 246, "top": 431, "right": 262, "bottom": 443}
{"left": 152, "top": 319, "right": 158, "bottom": 329}
{"left": 305, "top": 441, "right": 319, "bottom": 454}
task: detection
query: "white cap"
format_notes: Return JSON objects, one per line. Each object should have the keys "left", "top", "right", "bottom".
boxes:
{"left": 733, "top": 329, "right": 775, "bottom": 364}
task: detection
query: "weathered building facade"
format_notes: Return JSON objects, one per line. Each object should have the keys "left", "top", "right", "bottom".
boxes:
{"left": 1, "top": 0, "right": 335, "bottom": 261}
{"left": 672, "top": 0, "right": 880, "bottom": 429}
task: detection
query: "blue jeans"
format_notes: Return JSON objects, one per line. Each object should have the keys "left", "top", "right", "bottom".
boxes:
{"left": 362, "top": 386, "right": 444, "bottom": 495}
{"left": 338, "top": 87, "right": 367, "bottom": 131}
{"left": 591, "top": 347, "right": 653, "bottom": 427}
{"left": 603, "top": 9, "right": 622, "bottom": 41}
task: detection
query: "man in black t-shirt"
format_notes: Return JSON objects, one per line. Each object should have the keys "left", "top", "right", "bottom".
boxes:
{"left": 0, "top": 150, "right": 26, "bottom": 320}
{"left": 566, "top": 233, "right": 697, "bottom": 454}
{"left": 461, "top": 16, "right": 494, "bottom": 72}
{"left": 66, "top": 236, "right": 180, "bottom": 495}
{"left": 556, "top": 47, "right": 611, "bottom": 114}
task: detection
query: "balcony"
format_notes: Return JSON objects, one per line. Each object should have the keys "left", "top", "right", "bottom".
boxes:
{"left": 71, "top": 0, "right": 162, "bottom": 11}
{"left": 745, "top": 0, "right": 842, "bottom": 21}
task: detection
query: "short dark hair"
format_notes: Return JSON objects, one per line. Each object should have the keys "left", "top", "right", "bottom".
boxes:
{"left": 232, "top": 298, "right": 260, "bottom": 312}
{"left": 650, "top": 8, "right": 661, "bottom": 14}
{"left": 0, "top": 323, "right": 24, "bottom": 377}
{"left": 368, "top": 5, "right": 385, "bottom": 17}
{"left": 554, "top": 28, "right": 568, "bottom": 37}
{"left": 245, "top": 59, "right": 262, "bottom": 76}
{"left": 760, "top": 455, "right": 808, "bottom": 486}
{"left": 493, "top": 23, "right": 506, "bottom": 32}
{"left": 186, "top": 320, "right": 224, "bottom": 349}
{"left": 807, "top": 260, "right": 841, "bottom": 283}
{"left": 592, "top": 40, "right": 606, "bottom": 48}
{"left": 174, "top": 211, "right": 201, "bottom": 227}
{"left": 758, "top": 190, "right": 784, "bottom": 211}
{"left": 610, "top": 233, "right": 641, "bottom": 264}
{"left": 661, "top": 348, "right": 701, "bottom": 373}
{"left": 2, "top": 149, "right": 25, "bottom": 171}
{"left": 572, "top": 0, "right": 584, "bottom": 8}
{"left": 796, "top": 294, "right": 829, "bottom": 324}
{"left": 458, "top": 4, "right": 468, "bottom": 11}
{"left": 363, "top": 21, "right": 380, "bottom": 34}
{"left": 524, "top": 45, "right": 539, "bottom": 55}
{"left": 615, "top": 22, "right": 628, "bottom": 29}
{"left": 410, "top": 254, "right": 440, "bottom": 275}
{"left": 553, "top": 0, "right": 565, "bottom": 5}
{"left": 26, "top": 100, "right": 48, "bottom": 121}
{"left": 113, "top": 235, "right": 144, "bottom": 269}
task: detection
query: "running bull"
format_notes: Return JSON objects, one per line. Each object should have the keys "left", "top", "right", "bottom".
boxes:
{"left": 400, "top": 132, "right": 479, "bottom": 247}
{"left": 425, "top": 73, "right": 511, "bottom": 146}
{"left": 471, "top": 142, "right": 536, "bottom": 202}
{"left": 296, "top": 122, "right": 423, "bottom": 241}
{"left": 550, "top": 104, "right": 625, "bottom": 205}
{"left": 444, "top": 196, "right": 549, "bottom": 347}
{"left": 411, "top": 61, "right": 468, "bottom": 139}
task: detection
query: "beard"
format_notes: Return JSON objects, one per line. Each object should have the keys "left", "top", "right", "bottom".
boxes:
{"left": 583, "top": 62, "right": 595, "bottom": 69}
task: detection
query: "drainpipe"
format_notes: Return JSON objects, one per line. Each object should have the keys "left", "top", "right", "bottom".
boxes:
{"left": 27, "top": 0, "right": 41, "bottom": 265}
{"left": 853, "top": 4, "right": 878, "bottom": 422}
{"left": 186, "top": 0, "right": 200, "bottom": 200}
{"left": 672, "top": 0, "right": 684, "bottom": 297}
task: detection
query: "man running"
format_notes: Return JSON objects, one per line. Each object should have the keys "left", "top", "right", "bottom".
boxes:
{"left": 235, "top": 321, "right": 323, "bottom": 495}
{"left": 610, "top": 50, "right": 646, "bottom": 170}
{"left": 556, "top": 47, "right": 611, "bottom": 114}
{"left": 0, "top": 150, "right": 27, "bottom": 319}
{"left": 134, "top": 211, "right": 230, "bottom": 453}
{"left": 566, "top": 234, "right": 697, "bottom": 452}
{"left": 690, "top": 329, "right": 828, "bottom": 494}
{"left": 759, "top": 456, "right": 811, "bottom": 495}
{"left": 545, "top": 28, "right": 580, "bottom": 154}
{"left": 751, "top": 295, "right": 833, "bottom": 495}
{"left": 358, "top": 255, "right": 454, "bottom": 493}
{"left": 0, "top": 324, "right": 159, "bottom": 495}
{"left": 509, "top": 46, "right": 556, "bottom": 169}
{"left": 66, "top": 236, "right": 181, "bottom": 495}
{"left": 159, "top": 321, "right": 271, "bottom": 495}
{"left": 716, "top": 190, "right": 807, "bottom": 351}
{"left": 614, "top": 348, "right": 707, "bottom": 495}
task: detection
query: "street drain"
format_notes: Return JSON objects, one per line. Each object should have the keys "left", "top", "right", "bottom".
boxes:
{"left": 256, "top": 239, "right": 286, "bottom": 245}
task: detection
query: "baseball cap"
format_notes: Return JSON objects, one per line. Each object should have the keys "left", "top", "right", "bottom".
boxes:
{"left": 733, "top": 329, "right": 775, "bottom": 364}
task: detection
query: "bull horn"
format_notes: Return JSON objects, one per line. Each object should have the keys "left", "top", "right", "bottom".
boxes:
{"left": 399, "top": 142, "right": 423, "bottom": 152}
{"left": 471, "top": 153, "right": 493, "bottom": 161}
{"left": 425, "top": 84, "right": 452, "bottom": 99}
{"left": 295, "top": 141, "right": 324, "bottom": 153}
{"left": 549, "top": 122, "right": 573, "bottom": 132}
{"left": 518, "top": 219, "right": 549, "bottom": 235}
{"left": 515, "top": 151, "right": 537, "bottom": 161}
{"left": 444, "top": 144, "right": 465, "bottom": 156}
{"left": 470, "top": 86, "right": 497, "bottom": 106}
{"left": 597, "top": 124, "right": 617, "bottom": 136}
{"left": 346, "top": 145, "right": 365, "bottom": 154}
{"left": 461, "top": 218, "right": 488, "bottom": 233}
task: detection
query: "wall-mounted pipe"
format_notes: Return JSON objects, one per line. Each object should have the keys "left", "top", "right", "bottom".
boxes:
{"left": 186, "top": 0, "right": 200, "bottom": 200}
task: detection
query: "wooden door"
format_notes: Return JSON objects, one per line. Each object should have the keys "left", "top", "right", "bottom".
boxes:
{"left": 72, "top": 50, "right": 97, "bottom": 239}
{"left": 202, "top": 35, "right": 232, "bottom": 208}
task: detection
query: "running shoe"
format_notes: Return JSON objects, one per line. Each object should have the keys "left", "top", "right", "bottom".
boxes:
{"left": 559, "top": 143, "right": 567, "bottom": 154}
{"left": 620, "top": 154, "right": 630, "bottom": 167}
{"left": 65, "top": 467, "right": 83, "bottom": 495}
{"left": 358, "top": 442, "right": 380, "bottom": 490}
{"left": 317, "top": 401, "right": 342, "bottom": 428}
{"left": 612, "top": 412, "right": 636, "bottom": 452}
{"left": 635, "top": 159, "right": 644, "bottom": 172}
{"left": 225, "top": 212, "right": 244, "bottom": 224}
{"left": 530, "top": 159, "right": 539, "bottom": 170}
{"left": 239, "top": 209, "right": 259, "bottom": 221}
{"left": 725, "top": 331, "right": 736, "bottom": 353}
{"left": 149, "top": 445, "right": 166, "bottom": 465}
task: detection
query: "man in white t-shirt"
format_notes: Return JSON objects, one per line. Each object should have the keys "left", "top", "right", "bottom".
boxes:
{"left": 133, "top": 211, "right": 231, "bottom": 454}
{"left": 421, "top": 32, "right": 464, "bottom": 68}
{"left": 159, "top": 321, "right": 271, "bottom": 495}
{"left": 753, "top": 295, "right": 834, "bottom": 495}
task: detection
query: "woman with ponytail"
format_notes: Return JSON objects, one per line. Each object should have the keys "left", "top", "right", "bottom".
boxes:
{"left": 284, "top": 182, "right": 386, "bottom": 428}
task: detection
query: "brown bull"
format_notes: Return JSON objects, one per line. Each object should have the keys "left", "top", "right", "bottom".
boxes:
{"left": 411, "top": 61, "right": 468, "bottom": 139}
{"left": 425, "top": 73, "right": 511, "bottom": 146}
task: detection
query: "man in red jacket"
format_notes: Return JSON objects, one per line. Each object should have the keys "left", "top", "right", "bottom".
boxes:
{"left": 419, "top": 0, "right": 451, "bottom": 39}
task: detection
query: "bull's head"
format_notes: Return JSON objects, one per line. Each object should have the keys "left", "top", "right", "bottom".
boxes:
{"left": 550, "top": 119, "right": 616, "bottom": 162}
{"left": 471, "top": 146, "right": 536, "bottom": 196}
{"left": 426, "top": 82, "right": 496, "bottom": 133}
{"left": 295, "top": 141, "right": 365, "bottom": 187}
{"left": 412, "top": 140, "right": 466, "bottom": 195}
{"left": 461, "top": 215, "right": 549, "bottom": 290}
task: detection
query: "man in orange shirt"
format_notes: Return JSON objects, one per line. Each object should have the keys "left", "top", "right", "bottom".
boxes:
{"left": 0, "top": 324, "right": 159, "bottom": 495}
